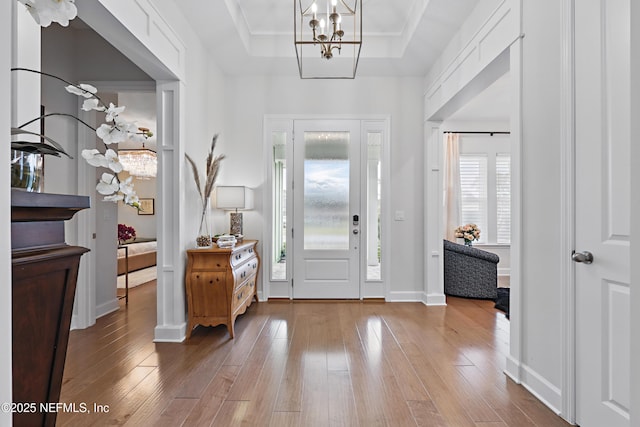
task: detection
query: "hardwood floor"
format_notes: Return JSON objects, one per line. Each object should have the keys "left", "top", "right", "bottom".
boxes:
{"left": 58, "top": 283, "right": 569, "bottom": 426}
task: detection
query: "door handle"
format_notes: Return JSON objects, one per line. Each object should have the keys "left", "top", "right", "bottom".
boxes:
{"left": 572, "top": 250, "right": 593, "bottom": 264}
{"left": 353, "top": 229, "right": 359, "bottom": 235}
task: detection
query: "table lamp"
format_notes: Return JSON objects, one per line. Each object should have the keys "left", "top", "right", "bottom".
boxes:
{"left": 215, "top": 186, "right": 254, "bottom": 236}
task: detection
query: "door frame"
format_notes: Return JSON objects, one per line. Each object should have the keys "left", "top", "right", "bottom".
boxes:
{"left": 262, "top": 115, "right": 391, "bottom": 300}
{"left": 292, "top": 119, "right": 362, "bottom": 299}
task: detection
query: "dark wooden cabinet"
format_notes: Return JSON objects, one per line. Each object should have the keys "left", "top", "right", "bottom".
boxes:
{"left": 11, "top": 189, "right": 90, "bottom": 427}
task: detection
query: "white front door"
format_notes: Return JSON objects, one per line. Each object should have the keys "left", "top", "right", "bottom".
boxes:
{"left": 575, "top": 0, "right": 630, "bottom": 425}
{"left": 292, "top": 120, "right": 361, "bottom": 299}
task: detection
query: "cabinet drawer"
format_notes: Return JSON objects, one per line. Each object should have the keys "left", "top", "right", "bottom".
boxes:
{"left": 234, "top": 258, "right": 259, "bottom": 285}
{"left": 233, "top": 277, "right": 255, "bottom": 311}
{"left": 230, "top": 246, "right": 256, "bottom": 267}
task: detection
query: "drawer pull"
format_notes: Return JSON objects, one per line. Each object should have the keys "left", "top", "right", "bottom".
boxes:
{"left": 237, "top": 292, "right": 243, "bottom": 300}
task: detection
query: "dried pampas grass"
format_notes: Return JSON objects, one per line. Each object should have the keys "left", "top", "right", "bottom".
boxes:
{"left": 185, "top": 134, "right": 225, "bottom": 227}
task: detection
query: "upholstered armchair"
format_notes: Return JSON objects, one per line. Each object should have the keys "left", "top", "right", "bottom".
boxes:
{"left": 443, "top": 239, "right": 499, "bottom": 299}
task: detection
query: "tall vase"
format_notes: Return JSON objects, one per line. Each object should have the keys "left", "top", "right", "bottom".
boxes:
{"left": 195, "top": 199, "right": 212, "bottom": 249}
{"left": 11, "top": 150, "right": 44, "bottom": 192}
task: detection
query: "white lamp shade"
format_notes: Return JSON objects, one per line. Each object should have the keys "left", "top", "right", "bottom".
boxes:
{"left": 215, "top": 186, "right": 254, "bottom": 210}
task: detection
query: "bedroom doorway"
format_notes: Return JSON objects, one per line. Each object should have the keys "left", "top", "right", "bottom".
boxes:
{"left": 115, "top": 91, "right": 158, "bottom": 305}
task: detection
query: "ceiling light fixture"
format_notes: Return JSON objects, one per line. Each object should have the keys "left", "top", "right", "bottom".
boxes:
{"left": 294, "top": 0, "right": 362, "bottom": 79}
{"left": 118, "top": 149, "right": 157, "bottom": 179}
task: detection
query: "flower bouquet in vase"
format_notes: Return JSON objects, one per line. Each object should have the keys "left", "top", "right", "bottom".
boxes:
{"left": 185, "top": 135, "right": 225, "bottom": 249}
{"left": 454, "top": 223, "right": 481, "bottom": 246}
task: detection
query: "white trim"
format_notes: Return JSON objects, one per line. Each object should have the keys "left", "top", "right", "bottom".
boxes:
{"left": 424, "top": 293, "right": 447, "bottom": 306}
{"left": 423, "top": 121, "right": 445, "bottom": 305}
{"left": 498, "top": 268, "right": 511, "bottom": 277}
{"left": 153, "top": 80, "right": 186, "bottom": 343}
{"left": 630, "top": 1, "right": 640, "bottom": 424}
{"left": 560, "top": 0, "right": 577, "bottom": 423}
{"left": 95, "top": 299, "right": 119, "bottom": 319}
{"left": 262, "top": 115, "right": 391, "bottom": 301}
{"left": 387, "top": 291, "right": 424, "bottom": 302}
{"left": 505, "top": 25, "right": 524, "bottom": 385}
{"left": 520, "top": 364, "right": 564, "bottom": 416}
{"left": 262, "top": 117, "right": 293, "bottom": 300}
{"left": 73, "top": 107, "right": 98, "bottom": 330}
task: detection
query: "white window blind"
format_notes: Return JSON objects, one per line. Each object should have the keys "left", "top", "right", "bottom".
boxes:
{"left": 496, "top": 153, "right": 511, "bottom": 244}
{"left": 459, "top": 155, "right": 487, "bottom": 243}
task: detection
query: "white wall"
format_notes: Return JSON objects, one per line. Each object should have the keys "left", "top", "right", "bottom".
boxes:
{"left": 221, "top": 75, "right": 425, "bottom": 299}
{"left": 1, "top": 3, "right": 13, "bottom": 424}
{"left": 631, "top": 0, "right": 640, "bottom": 420}
{"left": 518, "top": 0, "right": 564, "bottom": 408}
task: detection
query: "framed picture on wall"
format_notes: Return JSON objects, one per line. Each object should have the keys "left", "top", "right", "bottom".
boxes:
{"left": 138, "top": 198, "right": 155, "bottom": 215}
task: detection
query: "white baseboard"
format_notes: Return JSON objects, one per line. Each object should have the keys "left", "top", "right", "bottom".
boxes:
{"left": 520, "top": 363, "right": 563, "bottom": 415}
{"left": 387, "top": 291, "right": 423, "bottom": 302}
{"left": 154, "top": 323, "right": 186, "bottom": 342}
{"left": 424, "top": 292, "right": 447, "bottom": 306}
{"left": 70, "top": 313, "right": 96, "bottom": 331}
{"left": 96, "top": 299, "right": 119, "bottom": 319}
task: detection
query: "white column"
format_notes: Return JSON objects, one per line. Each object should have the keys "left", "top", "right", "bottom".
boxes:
{"left": 154, "top": 80, "right": 187, "bottom": 342}
{"left": 424, "top": 121, "right": 445, "bottom": 305}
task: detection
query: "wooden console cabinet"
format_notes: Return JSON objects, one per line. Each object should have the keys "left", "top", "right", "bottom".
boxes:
{"left": 11, "top": 189, "right": 90, "bottom": 427}
{"left": 185, "top": 240, "right": 259, "bottom": 339}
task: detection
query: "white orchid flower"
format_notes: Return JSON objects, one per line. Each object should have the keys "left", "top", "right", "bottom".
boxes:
{"left": 104, "top": 193, "right": 124, "bottom": 202}
{"left": 81, "top": 98, "right": 101, "bottom": 112}
{"left": 119, "top": 176, "right": 135, "bottom": 195}
{"left": 96, "top": 123, "right": 127, "bottom": 145}
{"left": 81, "top": 149, "right": 108, "bottom": 168}
{"left": 65, "top": 83, "right": 97, "bottom": 98}
{"left": 124, "top": 192, "right": 139, "bottom": 206}
{"left": 20, "top": 0, "right": 78, "bottom": 27}
{"left": 114, "top": 117, "right": 138, "bottom": 133}
{"left": 104, "top": 103, "right": 126, "bottom": 122}
{"left": 103, "top": 149, "right": 123, "bottom": 173}
{"left": 96, "top": 172, "right": 119, "bottom": 195}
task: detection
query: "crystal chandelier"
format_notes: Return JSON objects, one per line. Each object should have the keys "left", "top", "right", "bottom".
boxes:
{"left": 294, "top": 0, "right": 362, "bottom": 79}
{"left": 118, "top": 149, "right": 157, "bottom": 179}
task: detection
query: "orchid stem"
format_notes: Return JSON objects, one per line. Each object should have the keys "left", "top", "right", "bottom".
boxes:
{"left": 11, "top": 67, "right": 106, "bottom": 106}
{"left": 18, "top": 112, "right": 96, "bottom": 132}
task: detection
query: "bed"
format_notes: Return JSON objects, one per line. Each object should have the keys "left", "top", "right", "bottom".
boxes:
{"left": 117, "top": 239, "right": 157, "bottom": 275}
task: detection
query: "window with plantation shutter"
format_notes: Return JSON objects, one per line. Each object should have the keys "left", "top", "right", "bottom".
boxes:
{"left": 496, "top": 154, "right": 511, "bottom": 244}
{"left": 456, "top": 134, "right": 511, "bottom": 245}
{"left": 459, "top": 155, "right": 488, "bottom": 243}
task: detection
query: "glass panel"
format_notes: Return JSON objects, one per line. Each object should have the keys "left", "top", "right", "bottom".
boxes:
{"left": 271, "top": 131, "right": 287, "bottom": 280}
{"left": 303, "top": 131, "right": 350, "bottom": 250}
{"left": 366, "top": 132, "right": 382, "bottom": 280}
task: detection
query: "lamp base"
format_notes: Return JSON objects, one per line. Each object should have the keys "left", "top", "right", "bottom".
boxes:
{"left": 230, "top": 212, "right": 243, "bottom": 236}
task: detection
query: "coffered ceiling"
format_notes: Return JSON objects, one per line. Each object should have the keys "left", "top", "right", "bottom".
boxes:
{"left": 176, "top": 0, "right": 480, "bottom": 77}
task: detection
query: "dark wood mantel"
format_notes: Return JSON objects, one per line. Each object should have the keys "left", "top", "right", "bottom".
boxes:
{"left": 11, "top": 189, "right": 90, "bottom": 427}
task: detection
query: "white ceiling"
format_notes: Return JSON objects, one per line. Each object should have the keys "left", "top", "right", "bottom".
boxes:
{"left": 176, "top": 0, "right": 481, "bottom": 77}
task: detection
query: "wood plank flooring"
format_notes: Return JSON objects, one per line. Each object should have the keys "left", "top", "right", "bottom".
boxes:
{"left": 58, "top": 283, "right": 569, "bottom": 426}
